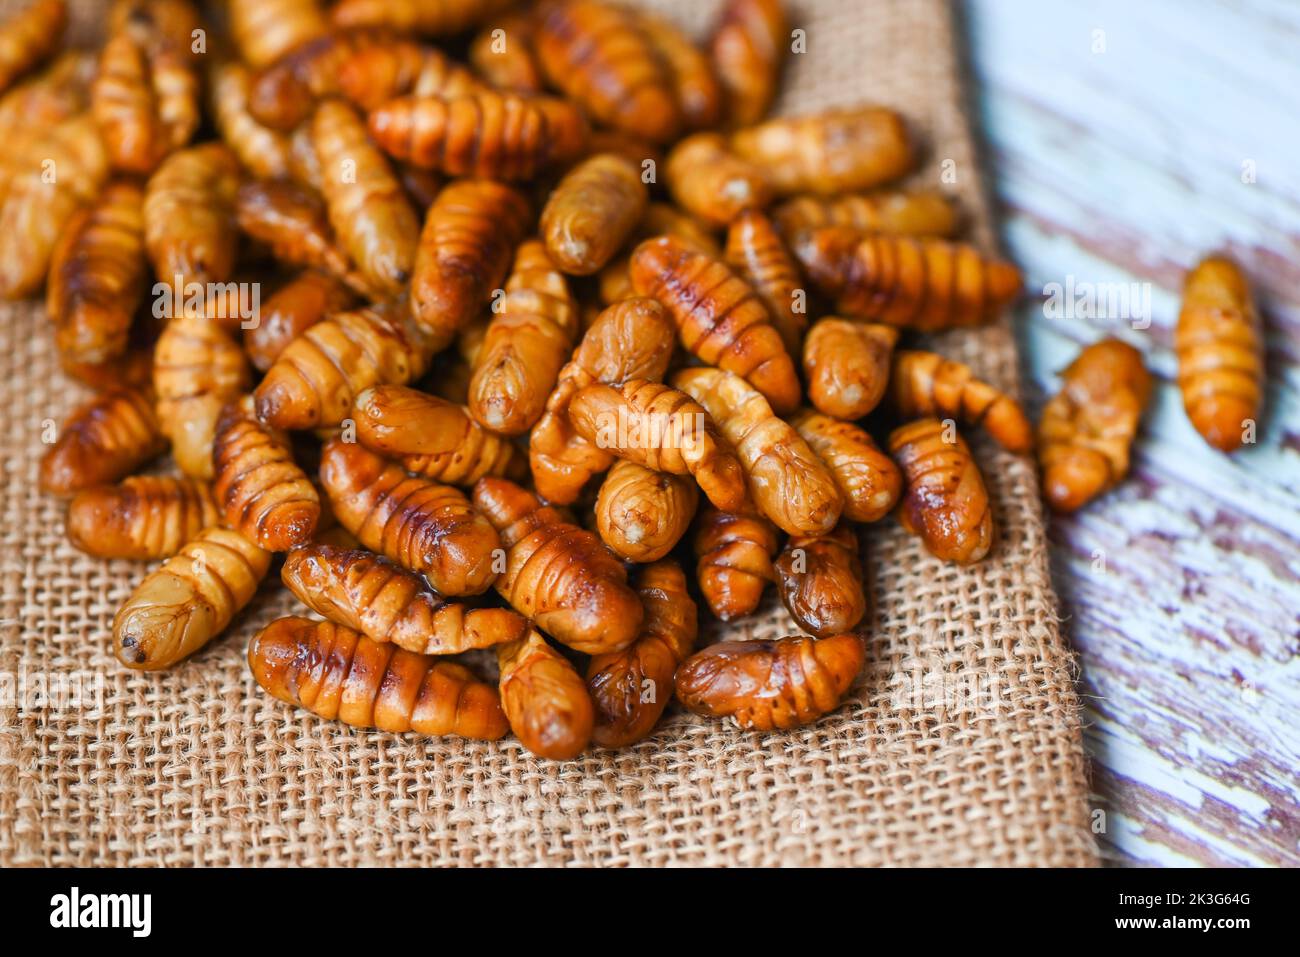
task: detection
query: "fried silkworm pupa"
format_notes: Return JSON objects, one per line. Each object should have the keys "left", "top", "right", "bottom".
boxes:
{"left": 802, "top": 318, "right": 898, "bottom": 420}
{"left": 730, "top": 105, "right": 913, "bottom": 195}
{"left": 594, "top": 460, "right": 698, "bottom": 563}
{"left": 0, "top": 0, "right": 66, "bottom": 93}
{"left": 598, "top": 202, "right": 720, "bottom": 305}
{"left": 889, "top": 418, "right": 994, "bottom": 563}
{"left": 891, "top": 350, "right": 1033, "bottom": 454}
{"left": 0, "top": 49, "right": 91, "bottom": 142}
{"left": 282, "top": 544, "right": 529, "bottom": 655}
{"left": 60, "top": 343, "right": 152, "bottom": 393}
{"left": 497, "top": 626, "right": 594, "bottom": 760}
{"left": 775, "top": 523, "right": 868, "bottom": 639}
{"left": 473, "top": 476, "right": 643, "bottom": 655}
{"left": 665, "top": 132, "right": 772, "bottom": 227}
{"left": 109, "top": 0, "right": 201, "bottom": 59}
{"left": 633, "top": 9, "right": 722, "bottom": 131}
{"left": 331, "top": 0, "right": 515, "bottom": 37}
{"left": 535, "top": 0, "right": 680, "bottom": 143}
{"left": 631, "top": 235, "right": 800, "bottom": 414}
{"left": 674, "top": 367, "right": 842, "bottom": 536}
{"left": 39, "top": 387, "right": 165, "bottom": 496}
{"left": 772, "top": 190, "right": 960, "bottom": 239}
{"left": 321, "top": 439, "right": 501, "bottom": 596}
{"left": 1176, "top": 255, "right": 1264, "bottom": 453}
{"left": 709, "top": 0, "right": 785, "bottom": 128}
{"left": 229, "top": 0, "right": 328, "bottom": 69}
{"left": 567, "top": 379, "right": 747, "bottom": 513}
{"left": 540, "top": 153, "right": 649, "bottom": 276}
{"left": 410, "top": 178, "right": 531, "bottom": 340}
{"left": 209, "top": 59, "right": 294, "bottom": 181}
{"left": 469, "top": 13, "right": 543, "bottom": 93}
{"left": 249, "top": 616, "right": 509, "bottom": 740}
{"left": 247, "top": 29, "right": 393, "bottom": 131}
{"left": 724, "top": 208, "right": 805, "bottom": 355}
{"left": 212, "top": 396, "right": 320, "bottom": 551}
{"left": 243, "top": 271, "right": 355, "bottom": 372}
{"left": 153, "top": 316, "right": 250, "bottom": 479}
{"left": 338, "top": 39, "right": 483, "bottom": 112}
{"left": 46, "top": 180, "right": 145, "bottom": 368}
{"left": 143, "top": 143, "right": 241, "bottom": 289}
{"left": 469, "top": 239, "right": 579, "bottom": 435}
{"left": 66, "top": 475, "right": 218, "bottom": 559}
{"left": 312, "top": 98, "right": 419, "bottom": 299}
{"left": 587, "top": 559, "right": 698, "bottom": 748}
{"left": 790, "top": 410, "right": 901, "bottom": 524}
{"left": 675, "top": 632, "right": 865, "bottom": 731}
{"left": 793, "top": 227, "right": 1023, "bottom": 332}
{"left": 1037, "top": 338, "right": 1152, "bottom": 513}
{"left": 693, "top": 503, "right": 778, "bottom": 621}
{"left": 114, "top": 526, "right": 270, "bottom": 670}
{"left": 254, "top": 301, "right": 437, "bottom": 430}
{"left": 353, "top": 385, "right": 524, "bottom": 486}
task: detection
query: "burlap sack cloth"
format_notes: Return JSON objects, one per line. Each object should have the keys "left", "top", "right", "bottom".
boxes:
{"left": 0, "top": 0, "right": 1098, "bottom": 866}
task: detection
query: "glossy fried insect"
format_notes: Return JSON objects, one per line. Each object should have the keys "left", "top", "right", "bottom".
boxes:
{"left": 46, "top": 180, "right": 145, "bottom": 368}
{"left": 1176, "top": 255, "right": 1263, "bottom": 452}
{"left": 39, "top": 387, "right": 165, "bottom": 496}
{"left": 694, "top": 504, "right": 778, "bottom": 621}
{"left": 725, "top": 208, "right": 804, "bottom": 354}
{"left": 331, "top": 0, "right": 515, "bottom": 37}
{"left": 210, "top": 59, "right": 294, "bottom": 180}
{"left": 321, "top": 439, "right": 500, "bottom": 596}
{"left": 338, "top": 39, "right": 482, "bottom": 111}
{"left": 802, "top": 318, "right": 898, "bottom": 420}
{"left": 247, "top": 29, "right": 392, "bottom": 131}
{"left": 143, "top": 143, "right": 240, "bottom": 289}
{"left": 244, "top": 271, "right": 355, "bottom": 372}
{"left": 473, "top": 476, "right": 643, "bottom": 655}
{"left": 793, "top": 227, "right": 1022, "bottom": 331}
{"left": 665, "top": 132, "right": 772, "bottom": 227}
{"left": 731, "top": 106, "right": 913, "bottom": 195}
{"left": 469, "top": 14, "right": 543, "bottom": 93}
{"left": 889, "top": 418, "right": 994, "bottom": 563}
{"left": 541, "top": 153, "right": 648, "bottom": 276}
{"left": 587, "top": 559, "right": 698, "bottom": 748}
{"left": 0, "top": 0, "right": 66, "bottom": 94}
{"left": 229, "top": 0, "right": 328, "bottom": 69}
{"left": 634, "top": 9, "right": 721, "bottom": 130}
{"left": 249, "top": 616, "right": 509, "bottom": 740}
{"left": 891, "top": 350, "right": 1033, "bottom": 454}
{"left": 598, "top": 202, "right": 720, "bottom": 305}
{"left": 0, "top": 49, "right": 93, "bottom": 140}
{"left": 674, "top": 367, "right": 841, "bottom": 536}
{"left": 353, "top": 385, "right": 524, "bottom": 486}
{"left": 772, "top": 190, "right": 959, "bottom": 239}
{"left": 59, "top": 344, "right": 153, "bottom": 393}
{"left": 594, "top": 460, "right": 698, "bottom": 563}
{"left": 709, "top": 0, "right": 784, "bottom": 127}
{"left": 535, "top": 0, "right": 680, "bottom": 143}
{"left": 282, "top": 544, "right": 529, "bottom": 655}
{"left": 775, "top": 523, "right": 868, "bottom": 639}
{"left": 675, "top": 632, "right": 864, "bottom": 731}
{"left": 1038, "top": 338, "right": 1152, "bottom": 513}
{"left": 790, "top": 410, "right": 901, "bottom": 524}
{"left": 212, "top": 396, "right": 320, "bottom": 551}
{"left": 153, "top": 316, "right": 249, "bottom": 479}
{"left": 108, "top": 0, "right": 201, "bottom": 59}
{"left": 631, "top": 235, "right": 800, "bottom": 414}
{"left": 114, "top": 526, "right": 270, "bottom": 670}
{"left": 497, "top": 627, "right": 594, "bottom": 760}
{"left": 66, "top": 475, "right": 217, "bottom": 559}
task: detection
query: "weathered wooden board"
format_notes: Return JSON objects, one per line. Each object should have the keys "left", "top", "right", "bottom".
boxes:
{"left": 964, "top": 0, "right": 1300, "bottom": 866}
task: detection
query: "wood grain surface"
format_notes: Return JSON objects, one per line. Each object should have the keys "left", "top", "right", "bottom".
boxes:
{"left": 964, "top": 0, "right": 1300, "bottom": 866}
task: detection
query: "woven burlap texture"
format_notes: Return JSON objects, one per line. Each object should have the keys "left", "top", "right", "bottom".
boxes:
{"left": 0, "top": 0, "right": 1098, "bottom": 867}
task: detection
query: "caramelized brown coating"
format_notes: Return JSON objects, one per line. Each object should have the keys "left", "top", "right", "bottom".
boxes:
{"left": 889, "top": 418, "right": 994, "bottom": 563}
{"left": 772, "top": 190, "right": 960, "bottom": 239}
{"left": 282, "top": 544, "right": 529, "bottom": 655}
{"left": 321, "top": 439, "right": 500, "bottom": 595}
{"left": 792, "top": 227, "right": 1022, "bottom": 331}
{"left": 338, "top": 39, "right": 482, "bottom": 111}
{"left": 594, "top": 460, "right": 698, "bottom": 563}
{"left": 67, "top": 475, "right": 217, "bottom": 559}
{"left": 541, "top": 153, "right": 648, "bottom": 276}
{"left": 693, "top": 504, "right": 778, "bottom": 621}
{"left": 210, "top": 59, "right": 294, "bottom": 180}
{"left": 1176, "top": 255, "right": 1263, "bottom": 453}
{"left": 665, "top": 132, "right": 772, "bottom": 227}
{"left": 250, "top": 616, "right": 509, "bottom": 740}
{"left": 535, "top": 0, "right": 680, "bottom": 143}
{"left": 587, "top": 559, "right": 698, "bottom": 747}
{"left": 46, "top": 180, "right": 145, "bottom": 368}
{"left": 143, "top": 143, "right": 240, "bottom": 289}
{"left": 891, "top": 350, "right": 1033, "bottom": 454}
{"left": 247, "top": 29, "right": 390, "bottom": 131}
{"left": 709, "top": 0, "right": 784, "bottom": 127}
{"left": 675, "top": 632, "right": 864, "bottom": 731}
{"left": 60, "top": 343, "right": 153, "bottom": 393}
{"left": 497, "top": 627, "right": 594, "bottom": 760}
{"left": 410, "top": 179, "right": 531, "bottom": 339}
{"left": 598, "top": 202, "right": 720, "bottom": 305}
{"left": 469, "top": 14, "right": 543, "bottom": 93}
{"left": 1037, "top": 339, "right": 1152, "bottom": 513}
{"left": 39, "top": 387, "right": 165, "bottom": 496}
{"left": 731, "top": 106, "right": 912, "bottom": 195}
{"left": 0, "top": 0, "right": 66, "bottom": 93}
{"left": 631, "top": 235, "right": 799, "bottom": 414}
{"left": 107, "top": 0, "right": 201, "bottom": 59}
{"left": 473, "top": 476, "right": 643, "bottom": 655}
{"left": 801, "top": 318, "right": 898, "bottom": 420}
{"left": 775, "top": 524, "right": 867, "bottom": 639}
{"left": 790, "top": 410, "right": 901, "bottom": 524}
{"left": 229, "top": 0, "right": 328, "bottom": 69}
{"left": 724, "top": 208, "right": 804, "bottom": 354}
{"left": 331, "top": 0, "right": 515, "bottom": 37}
{"left": 528, "top": 297, "right": 676, "bottom": 504}
{"left": 674, "top": 367, "right": 841, "bottom": 536}
{"left": 0, "top": 49, "right": 92, "bottom": 140}
{"left": 633, "top": 9, "right": 721, "bottom": 131}
{"left": 469, "top": 239, "right": 579, "bottom": 435}
{"left": 353, "top": 385, "right": 524, "bottom": 486}
{"left": 114, "top": 526, "right": 270, "bottom": 670}
{"left": 244, "top": 271, "right": 355, "bottom": 372}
